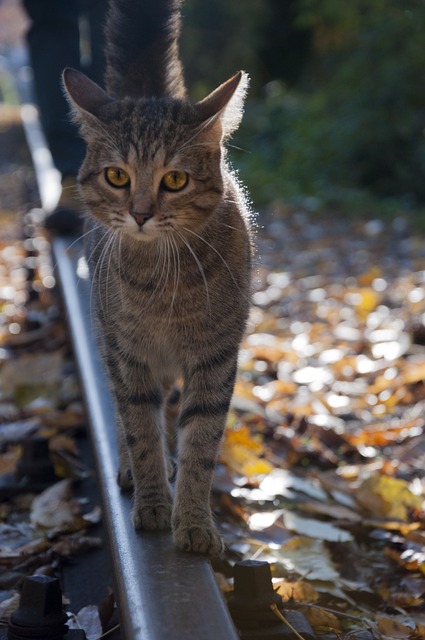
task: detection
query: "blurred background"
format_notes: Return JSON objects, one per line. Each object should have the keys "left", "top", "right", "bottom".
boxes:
{"left": 183, "top": 0, "right": 425, "bottom": 219}
{"left": 1, "top": 0, "right": 425, "bottom": 219}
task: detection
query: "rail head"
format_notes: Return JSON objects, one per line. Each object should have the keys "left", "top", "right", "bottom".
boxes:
{"left": 52, "top": 237, "right": 239, "bottom": 640}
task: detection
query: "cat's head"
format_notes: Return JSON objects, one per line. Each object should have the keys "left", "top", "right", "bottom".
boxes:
{"left": 63, "top": 69, "right": 248, "bottom": 243}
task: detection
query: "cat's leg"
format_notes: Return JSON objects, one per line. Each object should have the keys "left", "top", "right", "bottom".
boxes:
{"left": 114, "top": 377, "right": 173, "bottom": 531}
{"left": 172, "top": 354, "right": 237, "bottom": 555}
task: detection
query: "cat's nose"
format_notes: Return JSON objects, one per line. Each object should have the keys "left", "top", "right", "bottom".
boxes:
{"left": 131, "top": 211, "right": 153, "bottom": 227}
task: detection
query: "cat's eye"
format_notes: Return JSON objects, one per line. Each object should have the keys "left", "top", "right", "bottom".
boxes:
{"left": 105, "top": 167, "right": 131, "bottom": 188}
{"left": 161, "top": 170, "right": 189, "bottom": 192}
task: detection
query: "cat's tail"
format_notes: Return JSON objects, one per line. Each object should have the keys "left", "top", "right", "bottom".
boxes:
{"left": 104, "top": 0, "right": 186, "bottom": 100}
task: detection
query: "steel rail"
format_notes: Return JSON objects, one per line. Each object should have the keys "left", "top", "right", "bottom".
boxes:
{"left": 20, "top": 103, "right": 239, "bottom": 640}
{"left": 52, "top": 239, "right": 239, "bottom": 640}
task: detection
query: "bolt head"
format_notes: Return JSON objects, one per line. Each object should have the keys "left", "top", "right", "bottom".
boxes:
{"left": 8, "top": 575, "right": 68, "bottom": 639}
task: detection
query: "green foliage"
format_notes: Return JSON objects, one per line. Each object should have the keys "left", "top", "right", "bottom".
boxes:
{"left": 181, "top": 0, "right": 270, "bottom": 97}
{"left": 182, "top": 0, "right": 425, "bottom": 213}
{"left": 231, "top": 0, "right": 425, "bottom": 212}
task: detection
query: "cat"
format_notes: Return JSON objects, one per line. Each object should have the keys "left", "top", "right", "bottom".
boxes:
{"left": 63, "top": 0, "right": 253, "bottom": 555}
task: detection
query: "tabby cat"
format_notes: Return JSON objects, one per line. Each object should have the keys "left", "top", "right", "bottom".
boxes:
{"left": 63, "top": 0, "right": 253, "bottom": 555}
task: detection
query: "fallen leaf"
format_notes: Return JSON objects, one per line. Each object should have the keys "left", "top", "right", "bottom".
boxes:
{"left": 282, "top": 511, "right": 353, "bottom": 542}
{"left": 279, "top": 537, "right": 340, "bottom": 582}
{"left": 30, "top": 479, "right": 77, "bottom": 529}
{"left": 221, "top": 425, "right": 273, "bottom": 477}
{"left": 356, "top": 474, "right": 423, "bottom": 520}
{"left": 376, "top": 615, "right": 412, "bottom": 639}
{"left": 52, "top": 534, "right": 102, "bottom": 557}
{"left": 260, "top": 469, "right": 328, "bottom": 502}
{"left": 0, "top": 418, "right": 41, "bottom": 446}
{"left": 67, "top": 604, "right": 102, "bottom": 640}
{"left": 276, "top": 580, "right": 319, "bottom": 603}
{"left": 304, "top": 605, "right": 342, "bottom": 634}
{"left": 299, "top": 501, "right": 361, "bottom": 522}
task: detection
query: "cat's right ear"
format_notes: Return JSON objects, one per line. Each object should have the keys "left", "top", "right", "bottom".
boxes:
{"left": 63, "top": 68, "right": 113, "bottom": 134}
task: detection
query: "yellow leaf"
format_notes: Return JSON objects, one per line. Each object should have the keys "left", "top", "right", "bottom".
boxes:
{"left": 221, "top": 424, "right": 274, "bottom": 476}
{"left": 276, "top": 580, "right": 319, "bottom": 603}
{"left": 220, "top": 440, "right": 273, "bottom": 477}
{"left": 356, "top": 474, "right": 423, "bottom": 520}
{"left": 224, "top": 425, "right": 263, "bottom": 452}
{"left": 346, "top": 287, "right": 381, "bottom": 319}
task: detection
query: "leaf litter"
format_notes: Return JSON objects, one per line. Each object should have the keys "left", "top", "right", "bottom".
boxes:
{"left": 213, "top": 210, "right": 425, "bottom": 639}
{"left": 0, "top": 137, "right": 116, "bottom": 638}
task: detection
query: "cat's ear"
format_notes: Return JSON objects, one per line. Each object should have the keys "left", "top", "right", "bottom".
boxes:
{"left": 63, "top": 68, "right": 113, "bottom": 133}
{"left": 194, "top": 71, "right": 249, "bottom": 140}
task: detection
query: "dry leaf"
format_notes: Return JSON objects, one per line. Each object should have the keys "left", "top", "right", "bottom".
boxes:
{"left": 30, "top": 479, "right": 77, "bottom": 529}
{"left": 282, "top": 511, "right": 353, "bottom": 542}
{"left": 356, "top": 474, "right": 423, "bottom": 520}
{"left": 304, "top": 605, "right": 342, "bottom": 633}
{"left": 276, "top": 580, "right": 319, "bottom": 603}
{"left": 376, "top": 615, "right": 412, "bottom": 639}
{"left": 67, "top": 605, "right": 102, "bottom": 640}
{"left": 221, "top": 425, "right": 273, "bottom": 477}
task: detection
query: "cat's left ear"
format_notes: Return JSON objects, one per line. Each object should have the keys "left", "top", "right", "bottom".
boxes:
{"left": 194, "top": 71, "right": 249, "bottom": 140}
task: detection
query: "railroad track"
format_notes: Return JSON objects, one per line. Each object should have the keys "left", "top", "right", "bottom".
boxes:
{"left": 21, "top": 104, "right": 240, "bottom": 640}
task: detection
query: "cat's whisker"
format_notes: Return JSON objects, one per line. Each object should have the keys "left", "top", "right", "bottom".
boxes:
{"left": 116, "top": 231, "right": 125, "bottom": 312}
{"left": 156, "top": 236, "right": 170, "bottom": 295}
{"left": 175, "top": 122, "right": 220, "bottom": 154}
{"left": 49, "top": 222, "right": 100, "bottom": 274}
{"left": 180, "top": 224, "right": 240, "bottom": 291}
{"left": 85, "top": 229, "right": 109, "bottom": 268}
{"left": 105, "top": 231, "right": 120, "bottom": 314}
{"left": 220, "top": 222, "right": 247, "bottom": 234}
{"left": 137, "top": 235, "right": 168, "bottom": 313}
{"left": 95, "top": 236, "right": 111, "bottom": 317}
{"left": 166, "top": 233, "right": 180, "bottom": 320}
{"left": 85, "top": 227, "right": 110, "bottom": 320}
{"left": 173, "top": 228, "right": 211, "bottom": 313}
{"left": 171, "top": 234, "right": 180, "bottom": 313}
{"left": 93, "top": 230, "right": 116, "bottom": 320}
{"left": 175, "top": 140, "right": 220, "bottom": 154}
{"left": 227, "top": 143, "right": 249, "bottom": 153}
{"left": 65, "top": 223, "right": 103, "bottom": 259}
{"left": 164, "top": 236, "right": 175, "bottom": 321}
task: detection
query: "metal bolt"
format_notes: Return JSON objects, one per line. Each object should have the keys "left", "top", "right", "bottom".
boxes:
{"left": 228, "top": 560, "right": 283, "bottom": 630}
{"left": 228, "top": 560, "right": 316, "bottom": 639}
{"left": 8, "top": 575, "right": 68, "bottom": 640}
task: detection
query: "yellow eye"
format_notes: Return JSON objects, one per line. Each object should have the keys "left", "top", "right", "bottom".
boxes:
{"left": 105, "top": 167, "right": 131, "bottom": 188}
{"left": 161, "top": 170, "right": 189, "bottom": 192}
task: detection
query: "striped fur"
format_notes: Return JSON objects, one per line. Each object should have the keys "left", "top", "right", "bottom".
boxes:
{"left": 63, "top": 0, "right": 253, "bottom": 555}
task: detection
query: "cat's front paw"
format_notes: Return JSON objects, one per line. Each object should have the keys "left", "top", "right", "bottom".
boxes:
{"left": 173, "top": 522, "right": 224, "bottom": 556}
{"left": 132, "top": 499, "right": 173, "bottom": 531}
